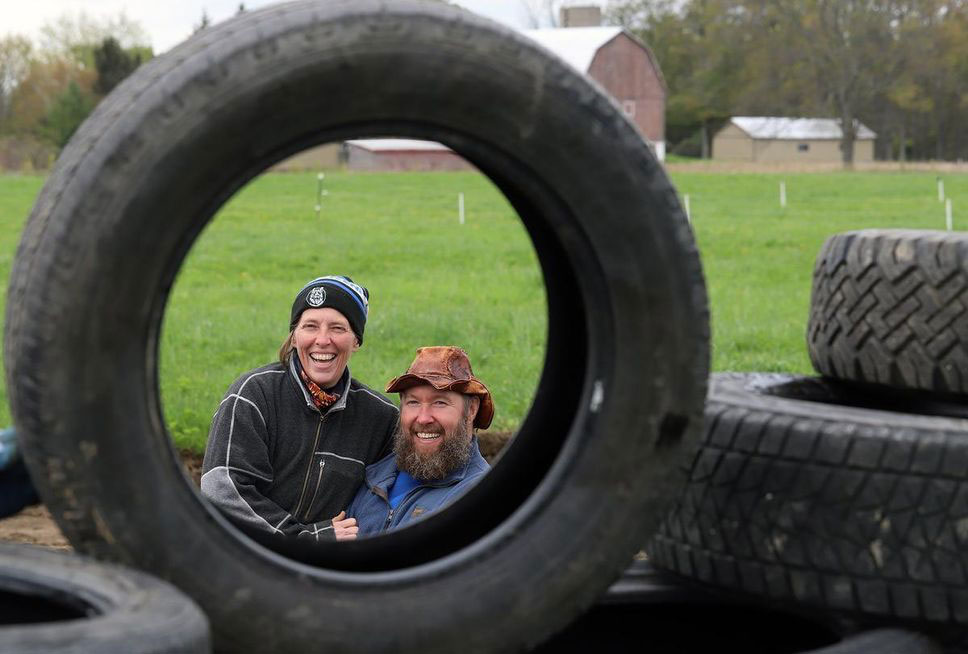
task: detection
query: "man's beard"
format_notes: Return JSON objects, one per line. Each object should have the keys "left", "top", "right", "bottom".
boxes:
{"left": 394, "top": 414, "right": 473, "bottom": 481}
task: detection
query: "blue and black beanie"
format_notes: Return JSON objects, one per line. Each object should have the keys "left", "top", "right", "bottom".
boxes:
{"left": 289, "top": 275, "right": 370, "bottom": 344}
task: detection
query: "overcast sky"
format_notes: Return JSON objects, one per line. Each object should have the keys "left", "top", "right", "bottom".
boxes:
{"left": 1, "top": 0, "right": 576, "bottom": 54}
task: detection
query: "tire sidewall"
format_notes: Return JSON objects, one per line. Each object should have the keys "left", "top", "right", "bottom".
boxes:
{"left": 5, "top": 2, "right": 708, "bottom": 651}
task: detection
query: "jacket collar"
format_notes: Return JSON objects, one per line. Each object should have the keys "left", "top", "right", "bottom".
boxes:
{"left": 364, "top": 436, "right": 487, "bottom": 494}
{"left": 287, "top": 355, "right": 351, "bottom": 413}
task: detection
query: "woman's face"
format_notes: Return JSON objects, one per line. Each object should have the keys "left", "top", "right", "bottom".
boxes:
{"left": 292, "top": 307, "right": 359, "bottom": 388}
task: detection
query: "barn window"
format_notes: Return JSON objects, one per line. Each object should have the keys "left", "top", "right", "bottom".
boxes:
{"left": 798, "top": 143, "right": 809, "bottom": 152}
{"left": 621, "top": 100, "right": 636, "bottom": 118}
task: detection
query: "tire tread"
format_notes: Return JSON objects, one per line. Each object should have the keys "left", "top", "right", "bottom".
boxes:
{"left": 808, "top": 230, "right": 968, "bottom": 394}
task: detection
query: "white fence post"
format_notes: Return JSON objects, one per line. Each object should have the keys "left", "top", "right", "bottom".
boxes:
{"left": 946, "top": 198, "right": 953, "bottom": 231}
{"left": 315, "top": 172, "right": 327, "bottom": 219}
{"left": 458, "top": 192, "right": 465, "bottom": 225}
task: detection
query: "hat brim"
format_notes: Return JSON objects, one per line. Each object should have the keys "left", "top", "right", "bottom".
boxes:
{"left": 386, "top": 373, "right": 494, "bottom": 429}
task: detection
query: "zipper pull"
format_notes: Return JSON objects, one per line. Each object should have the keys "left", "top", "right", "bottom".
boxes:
{"left": 383, "top": 508, "right": 394, "bottom": 530}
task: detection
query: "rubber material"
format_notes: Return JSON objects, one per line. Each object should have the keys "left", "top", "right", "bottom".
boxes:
{"left": 651, "top": 373, "right": 968, "bottom": 626}
{"left": 536, "top": 559, "right": 939, "bottom": 653}
{"left": 808, "top": 630, "right": 939, "bottom": 654}
{"left": 808, "top": 230, "right": 968, "bottom": 395}
{"left": 0, "top": 543, "right": 210, "bottom": 653}
{"left": 4, "top": 2, "right": 708, "bottom": 652}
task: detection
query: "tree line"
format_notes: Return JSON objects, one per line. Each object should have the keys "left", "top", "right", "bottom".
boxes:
{"left": 605, "top": 0, "right": 968, "bottom": 163}
{"left": 0, "top": 14, "right": 153, "bottom": 170}
{"left": 0, "top": 8, "right": 242, "bottom": 171}
{"left": 2, "top": 3, "right": 965, "bottom": 168}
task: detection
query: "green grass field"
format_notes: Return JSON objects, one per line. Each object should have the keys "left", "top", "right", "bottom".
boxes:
{"left": 1, "top": 167, "right": 965, "bottom": 451}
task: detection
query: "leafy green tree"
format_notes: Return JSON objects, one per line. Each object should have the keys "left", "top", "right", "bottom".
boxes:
{"left": 194, "top": 10, "right": 212, "bottom": 34}
{"left": 39, "top": 81, "right": 95, "bottom": 147}
{"left": 93, "top": 37, "right": 144, "bottom": 96}
{"left": 38, "top": 11, "right": 149, "bottom": 68}
{"left": 521, "top": 0, "right": 566, "bottom": 27}
{"left": 609, "top": 0, "right": 745, "bottom": 157}
{"left": 0, "top": 35, "right": 33, "bottom": 132}
{"left": 777, "top": 0, "right": 909, "bottom": 166}
{"left": 5, "top": 57, "right": 94, "bottom": 136}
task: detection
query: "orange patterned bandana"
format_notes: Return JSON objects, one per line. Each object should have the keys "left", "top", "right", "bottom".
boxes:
{"left": 299, "top": 368, "right": 340, "bottom": 409}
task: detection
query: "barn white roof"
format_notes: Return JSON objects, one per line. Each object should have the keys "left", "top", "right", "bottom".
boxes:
{"left": 345, "top": 139, "right": 452, "bottom": 152}
{"left": 731, "top": 117, "right": 876, "bottom": 140}
{"left": 523, "top": 27, "right": 623, "bottom": 73}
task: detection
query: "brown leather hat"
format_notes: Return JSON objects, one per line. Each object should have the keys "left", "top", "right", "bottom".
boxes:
{"left": 386, "top": 346, "right": 494, "bottom": 429}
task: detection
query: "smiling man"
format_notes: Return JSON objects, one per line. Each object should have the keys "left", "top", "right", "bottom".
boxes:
{"left": 344, "top": 346, "right": 494, "bottom": 537}
{"left": 201, "top": 275, "right": 397, "bottom": 542}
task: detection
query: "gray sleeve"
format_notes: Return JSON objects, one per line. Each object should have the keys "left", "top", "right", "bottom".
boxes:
{"left": 201, "top": 382, "right": 334, "bottom": 540}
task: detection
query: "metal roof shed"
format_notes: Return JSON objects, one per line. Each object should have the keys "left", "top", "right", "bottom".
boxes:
{"left": 344, "top": 139, "right": 473, "bottom": 172}
{"left": 713, "top": 117, "right": 877, "bottom": 163}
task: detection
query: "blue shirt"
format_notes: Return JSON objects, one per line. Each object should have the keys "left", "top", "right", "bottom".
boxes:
{"left": 387, "top": 470, "right": 421, "bottom": 509}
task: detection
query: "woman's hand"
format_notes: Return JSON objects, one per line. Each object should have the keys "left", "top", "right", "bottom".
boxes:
{"left": 331, "top": 510, "right": 358, "bottom": 541}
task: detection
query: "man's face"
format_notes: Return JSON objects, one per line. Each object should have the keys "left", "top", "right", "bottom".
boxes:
{"left": 293, "top": 307, "right": 359, "bottom": 388}
{"left": 394, "top": 385, "right": 478, "bottom": 480}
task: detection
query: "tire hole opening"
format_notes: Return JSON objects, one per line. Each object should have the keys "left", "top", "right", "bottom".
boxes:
{"left": 158, "top": 130, "right": 590, "bottom": 571}
{"left": 0, "top": 587, "right": 96, "bottom": 625}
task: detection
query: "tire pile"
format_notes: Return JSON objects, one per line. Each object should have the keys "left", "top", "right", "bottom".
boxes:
{"left": 0, "top": 1, "right": 955, "bottom": 652}
{"left": 650, "top": 229, "right": 968, "bottom": 652}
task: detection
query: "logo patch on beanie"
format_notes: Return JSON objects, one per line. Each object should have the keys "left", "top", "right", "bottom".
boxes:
{"left": 307, "top": 286, "right": 327, "bottom": 307}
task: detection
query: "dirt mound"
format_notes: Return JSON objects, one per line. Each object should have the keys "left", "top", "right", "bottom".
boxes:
{"left": 1, "top": 438, "right": 513, "bottom": 551}
{"left": 0, "top": 450, "right": 207, "bottom": 551}
{"left": 0, "top": 505, "right": 70, "bottom": 550}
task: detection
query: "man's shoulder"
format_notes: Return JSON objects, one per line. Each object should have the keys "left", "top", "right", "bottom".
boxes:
{"left": 346, "top": 377, "right": 398, "bottom": 413}
{"left": 456, "top": 449, "right": 490, "bottom": 486}
{"left": 362, "top": 450, "right": 398, "bottom": 481}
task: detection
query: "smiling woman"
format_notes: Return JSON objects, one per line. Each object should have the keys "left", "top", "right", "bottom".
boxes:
{"left": 3, "top": 2, "right": 708, "bottom": 652}
{"left": 199, "top": 275, "right": 397, "bottom": 543}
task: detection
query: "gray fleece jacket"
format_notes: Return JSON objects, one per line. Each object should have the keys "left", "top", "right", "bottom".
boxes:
{"left": 201, "top": 356, "right": 398, "bottom": 541}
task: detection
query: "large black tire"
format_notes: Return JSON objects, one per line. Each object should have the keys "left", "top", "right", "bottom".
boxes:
{"left": 0, "top": 543, "right": 210, "bottom": 653}
{"left": 3, "top": 2, "right": 708, "bottom": 652}
{"left": 536, "top": 559, "right": 939, "bottom": 653}
{"left": 650, "top": 373, "right": 968, "bottom": 627}
{"left": 808, "top": 229, "right": 968, "bottom": 395}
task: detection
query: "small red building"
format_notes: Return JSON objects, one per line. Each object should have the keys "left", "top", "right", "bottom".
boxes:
{"left": 340, "top": 23, "right": 668, "bottom": 172}
{"left": 344, "top": 139, "right": 473, "bottom": 172}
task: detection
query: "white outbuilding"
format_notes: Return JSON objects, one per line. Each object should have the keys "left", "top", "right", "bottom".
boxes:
{"left": 713, "top": 117, "right": 877, "bottom": 163}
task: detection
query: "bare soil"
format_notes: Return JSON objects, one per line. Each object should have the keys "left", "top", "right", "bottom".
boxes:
{"left": 0, "top": 436, "right": 512, "bottom": 551}
{"left": 0, "top": 449, "right": 206, "bottom": 551}
{"left": 0, "top": 506, "right": 71, "bottom": 550}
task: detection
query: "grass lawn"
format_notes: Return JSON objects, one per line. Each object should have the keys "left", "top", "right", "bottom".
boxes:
{"left": 1, "top": 167, "right": 965, "bottom": 451}
{"left": 676, "top": 171, "right": 967, "bottom": 373}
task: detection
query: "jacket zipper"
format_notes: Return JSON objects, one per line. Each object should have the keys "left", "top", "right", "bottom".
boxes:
{"left": 379, "top": 480, "right": 454, "bottom": 530}
{"left": 302, "top": 459, "right": 326, "bottom": 522}
{"left": 292, "top": 416, "right": 324, "bottom": 519}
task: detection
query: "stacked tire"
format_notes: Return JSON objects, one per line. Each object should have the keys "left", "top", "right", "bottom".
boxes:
{"left": 540, "top": 558, "right": 940, "bottom": 653}
{"left": 0, "top": 0, "right": 952, "bottom": 649}
{"left": 4, "top": 1, "right": 713, "bottom": 652}
{"left": 651, "top": 230, "right": 968, "bottom": 649}
{"left": 0, "top": 543, "right": 210, "bottom": 653}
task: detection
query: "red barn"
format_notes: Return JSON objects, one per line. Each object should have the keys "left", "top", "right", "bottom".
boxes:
{"left": 524, "top": 26, "right": 667, "bottom": 160}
